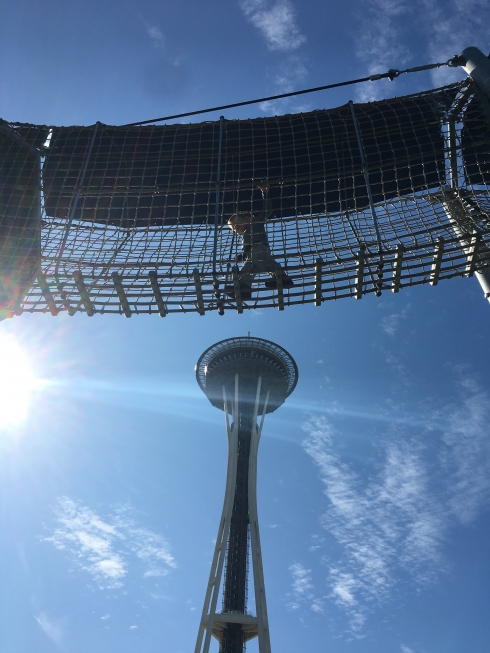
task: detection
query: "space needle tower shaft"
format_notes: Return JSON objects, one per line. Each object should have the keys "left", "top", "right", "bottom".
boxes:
{"left": 195, "top": 337, "right": 298, "bottom": 653}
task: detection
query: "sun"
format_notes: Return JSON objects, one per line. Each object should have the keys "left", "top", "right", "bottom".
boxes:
{"left": 0, "top": 335, "right": 37, "bottom": 428}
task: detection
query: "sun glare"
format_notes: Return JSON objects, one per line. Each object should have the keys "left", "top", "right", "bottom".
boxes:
{"left": 0, "top": 336, "right": 37, "bottom": 428}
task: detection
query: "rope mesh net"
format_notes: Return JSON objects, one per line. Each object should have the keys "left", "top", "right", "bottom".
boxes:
{"left": 1, "top": 79, "right": 489, "bottom": 317}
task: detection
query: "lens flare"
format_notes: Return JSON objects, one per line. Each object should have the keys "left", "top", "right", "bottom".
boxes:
{"left": 0, "top": 336, "right": 37, "bottom": 428}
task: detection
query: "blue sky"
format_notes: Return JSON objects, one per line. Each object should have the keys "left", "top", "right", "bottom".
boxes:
{"left": 1, "top": 1, "right": 490, "bottom": 652}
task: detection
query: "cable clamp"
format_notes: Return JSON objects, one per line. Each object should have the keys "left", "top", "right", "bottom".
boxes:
{"left": 447, "top": 55, "right": 466, "bottom": 67}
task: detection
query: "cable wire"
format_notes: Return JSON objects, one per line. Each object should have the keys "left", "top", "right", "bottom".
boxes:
{"left": 121, "top": 58, "right": 462, "bottom": 127}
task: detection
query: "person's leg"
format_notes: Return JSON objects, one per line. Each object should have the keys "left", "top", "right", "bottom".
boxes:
{"left": 238, "top": 260, "right": 254, "bottom": 288}
{"left": 264, "top": 268, "right": 294, "bottom": 289}
{"left": 251, "top": 245, "right": 294, "bottom": 289}
{"left": 224, "top": 260, "right": 254, "bottom": 301}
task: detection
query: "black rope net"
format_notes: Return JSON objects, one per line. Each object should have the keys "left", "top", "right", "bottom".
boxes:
{"left": 1, "top": 79, "right": 489, "bottom": 317}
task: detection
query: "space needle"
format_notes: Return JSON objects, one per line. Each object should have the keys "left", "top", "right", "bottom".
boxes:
{"left": 194, "top": 336, "right": 298, "bottom": 653}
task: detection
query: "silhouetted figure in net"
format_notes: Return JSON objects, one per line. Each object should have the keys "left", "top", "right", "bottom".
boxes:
{"left": 225, "top": 180, "right": 294, "bottom": 301}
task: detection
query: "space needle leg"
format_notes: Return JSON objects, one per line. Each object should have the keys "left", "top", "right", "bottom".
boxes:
{"left": 248, "top": 378, "right": 272, "bottom": 653}
{"left": 195, "top": 377, "right": 240, "bottom": 653}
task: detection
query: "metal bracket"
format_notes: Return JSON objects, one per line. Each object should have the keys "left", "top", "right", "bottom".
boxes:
{"left": 315, "top": 259, "right": 323, "bottom": 306}
{"left": 112, "top": 272, "right": 132, "bottom": 317}
{"left": 232, "top": 266, "right": 243, "bottom": 314}
{"left": 355, "top": 247, "right": 365, "bottom": 300}
{"left": 274, "top": 269, "right": 284, "bottom": 311}
{"left": 193, "top": 269, "right": 206, "bottom": 315}
{"left": 465, "top": 232, "right": 481, "bottom": 277}
{"left": 430, "top": 238, "right": 445, "bottom": 286}
{"left": 392, "top": 244, "right": 404, "bottom": 293}
{"left": 73, "top": 270, "right": 95, "bottom": 316}
{"left": 37, "top": 269, "right": 59, "bottom": 316}
{"left": 148, "top": 271, "right": 167, "bottom": 317}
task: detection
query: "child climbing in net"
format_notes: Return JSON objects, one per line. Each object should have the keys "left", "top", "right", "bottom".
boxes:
{"left": 224, "top": 180, "right": 294, "bottom": 301}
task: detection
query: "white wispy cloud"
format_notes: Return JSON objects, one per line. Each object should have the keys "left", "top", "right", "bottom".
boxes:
{"left": 287, "top": 562, "right": 324, "bottom": 613}
{"left": 308, "top": 533, "right": 325, "bottom": 551}
{"left": 301, "top": 375, "right": 490, "bottom": 632}
{"left": 35, "top": 613, "right": 63, "bottom": 647}
{"left": 381, "top": 303, "right": 411, "bottom": 336}
{"left": 303, "top": 417, "right": 443, "bottom": 629}
{"left": 442, "top": 376, "right": 490, "bottom": 524}
{"left": 401, "top": 646, "right": 415, "bottom": 653}
{"left": 273, "top": 54, "right": 308, "bottom": 91}
{"left": 354, "top": 0, "right": 490, "bottom": 100}
{"left": 147, "top": 25, "right": 163, "bottom": 42}
{"left": 43, "top": 498, "right": 175, "bottom": 589}
{"left": 240, "top": 0, "right": 306, "bottom": 51}
{"left": 142, "top": 20, "right": 164, "bottom": 46}
{"left": 259, "top": 54, "right": 308, "bottom": 114}
{"left": 355, "top": 0, "right": 412, "bottom": 101}
{"left": 289, "top": 562, "right": 313, "bottom": 604}
{"left": 421, "top": 0, "right": 490, "bottom": 86}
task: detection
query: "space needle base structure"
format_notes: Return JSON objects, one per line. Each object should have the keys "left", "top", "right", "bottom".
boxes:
{"left": 195, "top": 337, "right": 298, "bottom": 653}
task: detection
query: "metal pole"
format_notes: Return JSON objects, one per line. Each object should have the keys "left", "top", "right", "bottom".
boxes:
{"left": 55, "top": 122, "right": 100, "bottom": 278}
{"left": 460, "top": 47, "right": 490, "bottom": 97}
{"left": 454, "top": 48, "right": 490, "bottom": 303}
{"left": 440, "top": 190, "right": 490, "bottom": 302}
{"left": 248, "top": 380, "right": 271, "bottom": 653}
{"left": 195, "top": 381, "right": 240, "bottom": 653}
{"left": 213, "top": 116, "right": 225, "bottom": 314}
{"left": 349, "top": 101, "right": 384, "bottom": 296}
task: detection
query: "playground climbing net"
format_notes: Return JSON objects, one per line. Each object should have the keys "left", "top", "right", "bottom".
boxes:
{"left": 0, "top": 79, "right": 489, "bottom": 317}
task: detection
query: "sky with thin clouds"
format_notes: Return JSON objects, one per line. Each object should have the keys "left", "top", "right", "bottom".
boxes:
{"left": 0, "top": 1, "right": 490, "bottom": 652}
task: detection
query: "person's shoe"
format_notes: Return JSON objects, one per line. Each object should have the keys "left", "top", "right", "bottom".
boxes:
{"left": 224, "top": 284, "right": 252, "bottom": 301}
{"left": 264, "top": 275, "right": 294, "bottom": 290}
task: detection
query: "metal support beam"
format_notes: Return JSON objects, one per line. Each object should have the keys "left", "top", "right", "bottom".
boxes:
{"left": 447, "top": 81, "right": 474, "bottom": 121}
{"left": 440, "top": 189, "right": 490, "bottom": 303}
{"left": 355, "top": 247, "right": 365, "bottom": 300}
{"left": 447, "top": 120, "right": 459, "bottom": 189}
{"left": 392, "top": 244, "right": 404, "bottom": 293}
{"left": 0, "top": 119, "right": 41, "bottom": 155}
{"left": 55, "top": 122, "right": 100, "bottom": 280}
{"left": 148, "top": 271, "right": 167, "bottom": 317}
{"left": 315, "top": 258, "right": 323, "bottom": 306}
{"left": 37, "top": 269, "right": 59, "bottom": 316}
{"left": 232, "top": 266, "right": 243, "bottom": 314}
{"left": 274, "top": 269, "right": 284, "bottom": 311}
{"left": 476, "top": 269, "right": 490, "bottom": 299}
{"left": 350, "top": 101, "right": 384, "bottom": 290}
{"left": 430, "top": 238, "right": 445, "bottom": 286}
{"left": 465, "top": 232, "right": 480, "bottom": 277}
{"left": 193, "top": 268, "right": 205, "bottom": 315}
{"left": 212, "top": 116, "right": 225, "bottom": 315}
{"left": 73, "top": 270, "right": 95, "bottom": 316}
{"left": 112, "top": 272, "right": 132, "bottom": 317}
{"left": 195, "top": 379, "right": 240, "bottom": 653}
{"left": 248, "top": 381, "right": 271, "bottom": 653}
